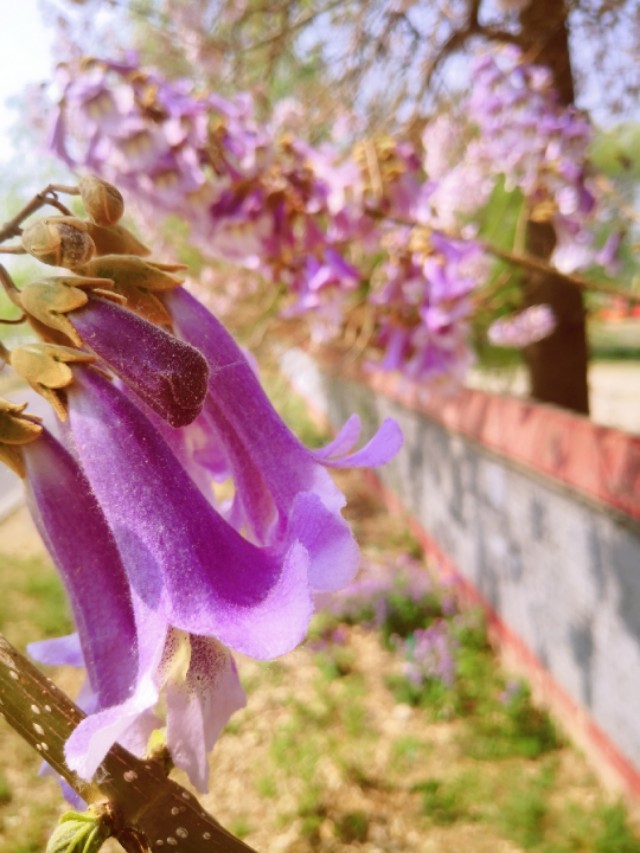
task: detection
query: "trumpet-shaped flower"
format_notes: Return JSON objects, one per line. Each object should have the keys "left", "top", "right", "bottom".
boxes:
{"left": 164, "top": 287, "right": 403, "bottom": 591}
{"left": 22, "top": 428, "right": 139, "bottom": 711}
{"left": 30, "top": 623, "right": 246, "bottom": 792}
{"left": 67, "top": 295, "right": 210, "bottom": 427}
{"left": 65, "top": 365, "right": 313, "bottom": 660}
{"left": 21, "top": 427, "right": 246, "bottom": 790}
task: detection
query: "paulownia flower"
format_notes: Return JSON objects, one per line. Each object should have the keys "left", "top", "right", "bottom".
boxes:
{"left": 17, "top": 280, "right": 209, "bottom": 427}
{"left": 164, "top": 287, "right": 402, "bottom": 593}
{"left": 65, "top": 365, "right": 314, "bottom": 660}
{"left": 65, "top": 296, "right": 209, "bottom": 427}
{"left": 22, "top": 428, "right": 139, "bottom": 712}
{"left": 32, "top": 624, "right": 246, "bottom": 792}
{"left": 14, "top": 423, "right": 245, "bottom": 790}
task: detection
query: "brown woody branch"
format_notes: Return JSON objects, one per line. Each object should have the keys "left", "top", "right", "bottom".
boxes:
{"left": 0, "top": 634, "right": 256, "bottom": 853}
{"left": 364, "top": 205, "right": 639, "bottom": 305}
{"left": 420, "top": 0, "right": 525, "bottom": 100}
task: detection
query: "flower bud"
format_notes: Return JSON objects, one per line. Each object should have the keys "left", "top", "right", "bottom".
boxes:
{"left": 46, "top": 807, "right": 112, "bottom": 853}
{"left": 78, "top": 175, "right": 125, "bottom": 226}
{"left": 22, "top": 217, "right": 95, "bottom": 269}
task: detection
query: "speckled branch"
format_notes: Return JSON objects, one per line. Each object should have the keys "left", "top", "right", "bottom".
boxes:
{"left": 0, "top": 634, "right": 256, "bottom": 853}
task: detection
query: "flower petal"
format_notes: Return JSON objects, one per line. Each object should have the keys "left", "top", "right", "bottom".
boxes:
{"left": 313, "top": 418, "right": 404, "bottom": 468}
{"left": 65, "top": 669, "right": 160, "bottom": 779}
{"left": 28, "top": 633, "right": 83, "bottom": 668}
{"left": 312, "top": 414, "right": 362, "bottom": 460}
{"left": 165, "top": 637, "right": 246, "bottom": 792}
{"left": 66, "top": 367, "right": 313, "bottom": 659}
{"left": 287, "top": 492, "right": 359, "bottom": 592}
{"left": 70, "top": 296, "right": 209, "bottom": 427}
{"left": 23, "top": 430, "right": 138, "bottom": 708}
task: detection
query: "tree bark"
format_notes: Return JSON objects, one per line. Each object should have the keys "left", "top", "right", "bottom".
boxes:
{"left": 523, "top": 221, "right": 589, "bottom": 413}
{"left": 518, "top": 0, "right": 590, "bottom": 414}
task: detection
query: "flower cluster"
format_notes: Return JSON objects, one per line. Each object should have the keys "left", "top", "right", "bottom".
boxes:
{"left": 0, "top": 176, "right": 401, "bottom": 793}
{"left": 42, "top": 47, "right": 616, "bottom": 384}
{"left": 400, "top": 622, "right": 458, "bottom": 689}
{"left": 45, "top": 57, "right": 484, "bottom": 380}
{"left": 424, "top": 48, "right": 615, "bottom": 275}
{"left": 317, "top": 555, "right": 461, "bottom": 689}
{"left": 325, "top": 555, "right": 456, "bottom": 636}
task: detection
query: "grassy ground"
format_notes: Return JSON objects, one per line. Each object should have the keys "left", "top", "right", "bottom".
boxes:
{"left": 1, "top": 372, "right": 639, "bottom": 852}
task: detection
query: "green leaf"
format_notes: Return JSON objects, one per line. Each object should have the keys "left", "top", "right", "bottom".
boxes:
{"left": 45, "top": 808, "right": 112, "bottom": 853}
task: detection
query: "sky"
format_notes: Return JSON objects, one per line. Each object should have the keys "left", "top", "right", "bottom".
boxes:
{"left": 0, "top": 0, "right": 55, "bottom": 164}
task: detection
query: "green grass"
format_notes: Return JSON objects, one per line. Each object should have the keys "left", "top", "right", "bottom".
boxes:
{"left": 496, "top": 761, "right": 556, "bottom": 849}
{"left": 414, "top": 777, "right": 472, "bottom": 825}
{"left": 0, "top": 553, "right": 72, "bottom": 648}
{"left": 312, "top": 578, "right": 640, "bottom": 851}
{"left": 335, "top": 810, "right": 369, "bottom": 843}
{"left": 593, "top": 804, "right": 640, "bottom": 853}
{"left": 589, "top": 320, "right": 640, "bottom": 361}
{"left": 227, "top": 817, "right": 253, "bottom": 839}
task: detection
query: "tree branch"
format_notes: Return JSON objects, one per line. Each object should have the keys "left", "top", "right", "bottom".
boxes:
{"left": 419, "top": 0, "right": 525, "bottom": 102}
{"left": 0, "top": 186, "right": 75, "bottom": 245}
{"left": 0, "top": 634, "right": 256, "bottom": 853}
{"left": 364, "top": 205, "right": 639, "bottom": 305}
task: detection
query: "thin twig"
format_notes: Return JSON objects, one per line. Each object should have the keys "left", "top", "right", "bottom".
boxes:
{"left": 0, "top": 264, "right": 22, "bottom": 308}
{"left": 484, "top": 240, "right": 639, "bottom": 302}
{"left": 0, "top": 185, "right": 75, "bottom": 245}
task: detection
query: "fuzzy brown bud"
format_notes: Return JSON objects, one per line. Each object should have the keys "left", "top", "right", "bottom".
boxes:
{"left": 21, "top": 217, "right": 95, "bottom": 269}
{"left": 78, "top": 175, "right": 125, "bottom": 226}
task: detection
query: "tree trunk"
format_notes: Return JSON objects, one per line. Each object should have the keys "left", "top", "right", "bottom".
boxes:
{"left": 518, "top": 0, "right": 590, "bottom": 414}
{"left": 523, "top": 221, "right": 589, "bottom": 413}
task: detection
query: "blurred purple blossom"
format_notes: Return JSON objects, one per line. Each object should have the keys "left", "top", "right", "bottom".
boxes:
{"left": 402, "top": 621, "right": 458, "bottom": 688}
{"left": 488, "top": 304, "right": 557, "bottom": 348}
{"left": 42, "top": 46, "right": 623, "bottom": 385}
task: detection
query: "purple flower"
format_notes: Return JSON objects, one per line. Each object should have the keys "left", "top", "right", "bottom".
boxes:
{"left": 20, "top": 427, "right": 245, "bottom": 790}
{"left": 67, "top": 295, "right": 210, "bottom": 427}
{"left": 163, "top": 633, "right": 246, "bottom": 791}
{"left": 163, "top": 287, "right": 402, "bottom": 591}
{"left": 65, "top": 365, "right": 314, "bottom": 659}
{"left": 403, "top": 621, "right": 458, "bottom": 688}
{"left": 31, "top": 624, "right": 246, "bottom": 792}
{"left": 22, "top": 429, "right": 138, "bottom": 711}
{"left": 488, "top": 304, "right": 557, "bottom": 348}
